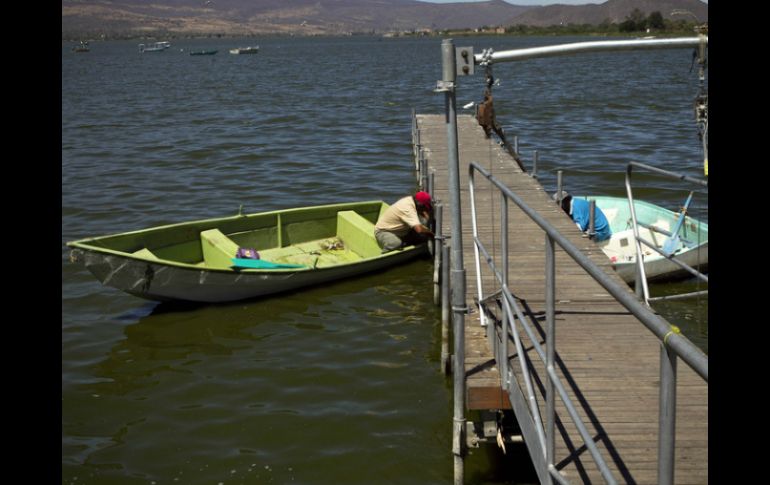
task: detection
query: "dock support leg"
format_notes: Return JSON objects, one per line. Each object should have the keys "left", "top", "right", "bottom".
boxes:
{"left": 441, "top": 242, "right": 451, "bottom": 374}
{"left": 442, "top": 38, "right": 467, "bottom": 485}
{"left": 434, "top": 204, "right": 443, "bottom": 305}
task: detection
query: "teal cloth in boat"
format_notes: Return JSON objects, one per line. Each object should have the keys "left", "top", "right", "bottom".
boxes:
{"left": 231, "top": 258, "right": 306, "bottom": 269}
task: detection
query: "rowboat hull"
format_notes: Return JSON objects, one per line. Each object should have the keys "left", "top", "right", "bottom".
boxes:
{"left": 612, "top": 242, "right": 708, "bottom": 283}
{"left": 68, "top": 201, "right": 428, "bottom": 302}
{"left": 586, "top": 196, "right": 708, "bottom": 283}
{"left": 72, "top": 246, "right": 422, "bottom": 302}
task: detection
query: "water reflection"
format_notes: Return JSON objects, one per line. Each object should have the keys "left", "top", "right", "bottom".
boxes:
{"left": 63, "top": 259, "right": 458, "bottom": 484}
{"left": 648, "top": 277, "right": 708, "bottom": 354}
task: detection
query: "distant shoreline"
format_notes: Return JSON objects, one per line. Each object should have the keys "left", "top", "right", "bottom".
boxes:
{"left": 63, "top": 26, "right": 703, "bottom": 43}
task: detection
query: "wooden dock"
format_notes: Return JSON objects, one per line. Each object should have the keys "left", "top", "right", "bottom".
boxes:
{"left": 415, "top": 113, "right": 707, "bottom": 484}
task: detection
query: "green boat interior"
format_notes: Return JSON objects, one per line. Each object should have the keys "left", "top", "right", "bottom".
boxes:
{"left": 77, "top": 201, "right": 392, "bottom": 270}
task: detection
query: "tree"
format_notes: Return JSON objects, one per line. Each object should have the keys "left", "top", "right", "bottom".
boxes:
{"left": 619, "top": 8, "right": 647, "bottom": 32}
{"left": 647, "top": 11, "right": 665, "bottom": 30}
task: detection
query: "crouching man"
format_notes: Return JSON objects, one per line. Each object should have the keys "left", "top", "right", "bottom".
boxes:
{"left": 374, "top": 191, "right": 435, "bottom": 252}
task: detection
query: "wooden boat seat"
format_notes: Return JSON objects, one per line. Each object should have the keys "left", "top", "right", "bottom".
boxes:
{"left": 200, "top": 228, "right": 240, "bottom": 268}
{"left": 336, "top": 210, "right": 380, "bottom": 258}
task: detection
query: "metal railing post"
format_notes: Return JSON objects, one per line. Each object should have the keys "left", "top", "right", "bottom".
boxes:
{"left": 556, "top": 170, "right": 563, "bottom": 205}
{"left": 442, "top": 38, "right": 467, "bottom": 485}
{"left": 441, "top": 241, "right": 451, "bottom": 374}
{"left": 658, "top": 343, "right": 678, "bottom": 485}
{"left": 413, "top": 112, "right": 421, "bottom": 170}
{"left": 434, "top": 203, "right": 443, "bottom": 305}
{"left": 469, "top": 167, "right": 487, "bottom": 328}
{"left": 625, "top": 165, "right": 651, "bottom": 304}
{"left": 532, "top": 150, "right": 539, "bottom": 179}
{"left": 545, "top": 232, "right": 556, "bottom": 484}
{"left": 420, "top": 155, "right": 428, "bottom": 189}
{"left": 588, "top": 199, "right": 596, "bottom": 239}
{"left": 501, "top": 192, "right": 509, "bottom": 387}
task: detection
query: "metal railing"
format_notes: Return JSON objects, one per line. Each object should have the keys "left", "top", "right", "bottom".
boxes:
{"left": 412, "top": 110, "right": 433, "bottom": 196}
{"left": 468, "top": 161, "right": 708, "bottom": 485}
{"left": 436, "top": 34, "right": 707, "bottom": 484}
{"left": 413, "top": 110, "right": 450, "bottom": 373}
{"left": 625, "top": 162, "right": 708, "bottom": 305}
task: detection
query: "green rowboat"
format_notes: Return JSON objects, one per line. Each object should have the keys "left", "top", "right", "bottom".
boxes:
{"left": 67, "top": 201, "right": 428, "bottom": 302}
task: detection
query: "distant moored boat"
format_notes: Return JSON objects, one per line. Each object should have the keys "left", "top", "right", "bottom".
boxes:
{"left": 229, "top": 46, "right": 259, "bottom": 54}
{"left": 73, "top": 41, "right": 90, "bottom": 53}
{"left": 139, "top": 41, "right": 171, "bottom": 52}
{"left": 189, "top": 49, "right": 218, "bottom": 56}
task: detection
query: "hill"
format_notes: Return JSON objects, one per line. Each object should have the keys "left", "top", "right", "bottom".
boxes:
{"left": 507, "top": 0, "right": 708, "bottom": 27}
{"left": 62, "top": 0, "right": 707, "bottom": 39}
{"left": 62, "top": 0, "right": 533, "bottom": 37}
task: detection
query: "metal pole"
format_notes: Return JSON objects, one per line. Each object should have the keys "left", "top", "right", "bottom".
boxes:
{"left": 545, "top": 233, "right": 556, "bottom": 485}
{"left": 442, "top": 241, "right": 451, "bottom": 374}
{"left": 434, "top": 204, "right": 443, "bottom": 305}
{"left": 427, "top": 170, "right": 435, "bottom": 258}
{"left": 468, "top": 167, "right": 487, "bottom": 328}
{"left": 532, "top": 150, "right": 539, "bottom": 179}
{"left": 414, "top": 116, "right": 421, "bottom": 170}
{"left": 501, "top": 192, "right": 509, "bottom": 387}
{"left": 649, "top": 290, "right": 709, "bottom": 303}
{"left": 474, "top": 37, "right": 707, "bottom": 65}
{"left": 588, "top": 199, "right": 596, "bottom": 239}
{"left": 556, "top": 170, "right": 563, "bottom": 205}
{"left": 625, "top": 165, "right": 651, "bottom": 303}
{"left": 443, "top": 38, "right": 467, "bottom": 485}
{"left": 658, "top": 344, "right": 678, "bottom": 485}
{"left": 421, "top": 156, "right": 428, "bottom": 189}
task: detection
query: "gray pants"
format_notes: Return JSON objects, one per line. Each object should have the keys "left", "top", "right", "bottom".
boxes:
{"left": 374, "top": 229, "right": 406, "bottom": 252}
{"left": 374, "top": 215, "right": 431, "bottom": 253}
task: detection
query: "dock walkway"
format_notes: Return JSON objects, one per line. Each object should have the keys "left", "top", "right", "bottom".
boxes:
{"left": 415, "top": 113, "right": 707, "bottom": 484}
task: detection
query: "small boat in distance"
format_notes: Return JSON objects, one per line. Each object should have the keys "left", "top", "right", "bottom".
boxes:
{"left": 73, "top": 41, "right": 90, "bottom": 53}
{"left": 583, "top": 196, "right": 708, "bottom": 283}
{"left": 189, "top": 49, "right": 218, "bottom": 56}
{"left": 67, "top": 201, "right": 428, "bottom": 303}
{"left": 229, "top": 46, "right": 259, "bottom": 54}
{"left": 139, "top": 41, "right": 171, "bottom": 52}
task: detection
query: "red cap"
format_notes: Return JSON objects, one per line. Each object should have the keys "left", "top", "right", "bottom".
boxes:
{"left": 415, "top": 191, "right": 432, "bottom": 210}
